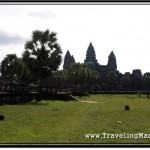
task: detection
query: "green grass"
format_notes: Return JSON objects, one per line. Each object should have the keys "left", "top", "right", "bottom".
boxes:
{"left": 0, "top": 94, "right": 150, "bottom": 144}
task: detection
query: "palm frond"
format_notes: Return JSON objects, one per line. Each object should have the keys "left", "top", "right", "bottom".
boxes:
{"left": 25, "top": 41, "right": 34, "bottom": 50}
{"left": 32, "top": 30, "right": 42, "bottom": 42}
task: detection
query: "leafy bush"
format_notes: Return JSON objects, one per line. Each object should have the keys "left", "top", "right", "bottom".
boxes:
{"left": 91, "top": 84, "right": 101, "bottom": 93}
{"left": 101, "top": 83, "right": 108, "bottom": 91}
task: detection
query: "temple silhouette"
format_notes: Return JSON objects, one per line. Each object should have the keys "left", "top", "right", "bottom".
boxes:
{"left": 63, "top": 42, "right": 121, "bottom": 84}
{"left": 84, "top": 42, "right": 117, "bottom": 83}
{"left": 63, "top": 42, "right": 143, "bottom": 90}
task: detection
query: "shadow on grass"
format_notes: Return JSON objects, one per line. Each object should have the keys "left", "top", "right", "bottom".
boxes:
{"left": 3, "top": 101, "right": 48, "bottom": 106}
{"left": 126, "top": 96, "right": 136, "bottom": 99}
{"left": 126, "top": 95, "right": 149, "bottom": 99}
{"left": 28, "top": 102, "right": 48, "bottom": 106}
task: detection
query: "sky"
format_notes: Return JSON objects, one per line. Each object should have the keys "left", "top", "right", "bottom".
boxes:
{"left": 0, "top": 4, "right": 150, "bottom": 74}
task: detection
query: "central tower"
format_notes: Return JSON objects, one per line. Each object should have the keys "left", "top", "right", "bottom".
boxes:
{"left": 84, "top": 42, "right": 98, "bottom": 70}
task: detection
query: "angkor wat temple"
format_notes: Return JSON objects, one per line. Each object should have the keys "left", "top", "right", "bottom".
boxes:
{"left": 63, "top": 42, "right": 122, "bottom": 83}
{"left": 83, "top": 42, "right": 118, "bottom": 83}
{"left": 63, "top": 42, "right": 143, "bottom": 90}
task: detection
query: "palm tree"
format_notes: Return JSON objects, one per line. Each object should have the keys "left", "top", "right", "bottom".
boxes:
{"left": 121, "top": 75, "right": 131, "bottom": 91}
{"left": 22, "top": 29, "right": 62, "bottom": 101}
{"left": 107, "top": 71, "right": 118, "bottom": 94}
{"left": 52, "top": 70, "right": 68, "bottom": 92}
{"left": 88, "top": 70, "right": 101, "bottom": 93}
{"left": 68, "top": 63, "right": 89, "bottom": 92}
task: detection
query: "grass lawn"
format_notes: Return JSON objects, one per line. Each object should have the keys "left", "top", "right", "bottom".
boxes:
{"left": 0, "top": 94, "right": 150, "bottom": 145}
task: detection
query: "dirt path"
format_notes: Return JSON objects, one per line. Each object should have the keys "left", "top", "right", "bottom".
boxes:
{"left": 80, "top": 101, "right": 106, "bottom": 104}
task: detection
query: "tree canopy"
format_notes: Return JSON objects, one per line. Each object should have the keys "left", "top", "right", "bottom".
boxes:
{"left": 68, "top": 63, "right": 90, "bottom": 91}
{"left": 107, "top": 71, "right": 118, "bottom": 91}
{"left": 52, "top": 69, "right": 68, "bottom": 91}
{"left": 22, "top": 29, "right": 62, "bottom": 100}
{"left": 0, "top": 54, "right": 23, "bottom": 81}
{"left": 22, "top": 29, "right": 62, "bottom": 80}
{"left": 121, "top": 74, "right": 131, "bottom": 90}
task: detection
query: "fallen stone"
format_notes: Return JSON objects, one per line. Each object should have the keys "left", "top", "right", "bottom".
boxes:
{"left": 125, "top": 105, "right": 130, "bottom": 111}
{"left": 0, "top": 115, "right": 4, "bottom": 121}
{"left": 116, "top": 120, "right": 122, "bottom": 124}
{"left": 80, "top": 101, "right": 99, "bottom": 103}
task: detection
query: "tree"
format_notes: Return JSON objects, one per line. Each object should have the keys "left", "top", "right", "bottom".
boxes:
{"left": 116, "top": 84, "right": 123, "bottom": 91}
{"left": 143, "top": 72, "right": 150, "bottom": 98}
{"left": 89, "top": 70, "right": 101, "bottom": 83}
{"left": 0, "top": 54, "right": 23, "bottom": 81}
{"left": 19, "top": 62, "right": 37, "bottom": 88}
{"left": 68, "top": 63, "right": 89, "bottom": 91}
{"left": 52, "top": 69, "right": 68, "bottom": 92}
{"left": 22, "top": 29, "right": 62, "bottom": 101}
{"left": 88, "top": 70, "right": 101, "bottom": 93}
{"left": 121, "top": 75, "right": 131, "bottom": 91}
{"left": 131, "top": 69, "right": 142, "bottom": 90}
{"left": 101, "top": 83, "right": 108, "bottom": 91}
{"left": 107, "top": 71, "right": 118, "bottom": 93}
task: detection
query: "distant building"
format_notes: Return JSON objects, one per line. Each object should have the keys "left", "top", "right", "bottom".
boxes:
{"left": 63, "top": 42, "right": 143, "bottom": 90}
{"left": 131, "top": 69, "right": 142, "bottom": 90}
{"left": 84, "top": 42, "right": 117, "bottom": 82}
{"left": 63, "top": 50, "right": 75, "bottom": 70}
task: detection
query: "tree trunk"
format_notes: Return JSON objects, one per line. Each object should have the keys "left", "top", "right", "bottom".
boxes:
{"left": 138, "top": 91, "right": 141, "bottom": 98}
{"left": 76, "top": 84, "right": 78, "bottom": 92}
{"left": 0, "top": 97, "right": 2, "bottom": 106}
{"left": 37, "top": 78, "right": 43, "bottom": 102}
{"left": 147, "top": 92, "right": 149, "bottom": 98}
{"left": 111, "top": 85, "right": 113, "bottom": 95}
{"left": 55, "top": 86, "right": 58, "bottom": 94}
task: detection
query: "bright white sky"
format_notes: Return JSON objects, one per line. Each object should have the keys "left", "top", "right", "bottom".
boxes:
{"left": 0, "top": 4, "right": 150, "bottom": 74}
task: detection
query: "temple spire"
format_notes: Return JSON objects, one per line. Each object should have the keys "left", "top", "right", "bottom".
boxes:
{"left": 85, "top": 42, "right": 97, "bottom": 63}
{"left": 63, "top": 50, "right": 75, "bottom": 69}
{"left": 107, "top": 51, "right": 117, "bottom": 71}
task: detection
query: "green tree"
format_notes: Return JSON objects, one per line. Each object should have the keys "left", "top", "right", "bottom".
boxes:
{"left": 68, "top": 63, "right": 89, "bottom": 91}
{"left": 89, "top": 71, "right": 101, "bottom": 83}
{"left": 116, "top": 84, "right": 123, "bottom": 91}
{"left": 52, "top": 69, "right": 68, "bottom": 92}
{"left": 121, "top": 75, "right": 131, "bottom": 91}
{"left": 101, "top": 83, "right": 108, "bottom": 91}
{"left": 88, "top": 70, "right": 101, "bottom": 93}
{"left": 22, "top": 29, "right": 62, "bottom": 101}
{"left": 107, "top": 71, "right": 118, "bottom": 93}
{"left": 20, "top": 62, "right": 37, "bottom": 88}
{"left": 0, "top": 54, "right": 23, "bottom": 81}
{"left": 143, "top": 72, "right": 150, "bottom": 98}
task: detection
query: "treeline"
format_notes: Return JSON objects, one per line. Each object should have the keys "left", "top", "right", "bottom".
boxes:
{"left": 0, "top": 29, "right": 150, "bottom": 95}
{"left": 51, "top": 64, "right": 150, "bottom": 92}
{"left": 0, "top": 29, "right": 62, "bottom": 101}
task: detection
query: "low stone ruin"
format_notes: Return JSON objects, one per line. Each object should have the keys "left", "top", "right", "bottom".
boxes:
{"left": 125, "top": 105, "right": 130, "bottom": 111}
{"left": 0, "top": 115, "right": 4, "bottom": 121}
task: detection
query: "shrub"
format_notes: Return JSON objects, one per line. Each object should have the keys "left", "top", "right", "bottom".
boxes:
{"left": 91, "top": 84, "right": 101, "bottom": 93}
{"left": 101, "top": 83, "right": 108, "bottom": 91}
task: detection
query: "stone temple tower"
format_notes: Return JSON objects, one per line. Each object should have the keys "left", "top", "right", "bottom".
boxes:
{"left": 63, "top": 50, "right": 75, "bottom": 70}
{"left": 84, "top": 42, "right": 98, "bottom": 70}
{"left": 107, "top": 51, "right": 117, "bottom": 71}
